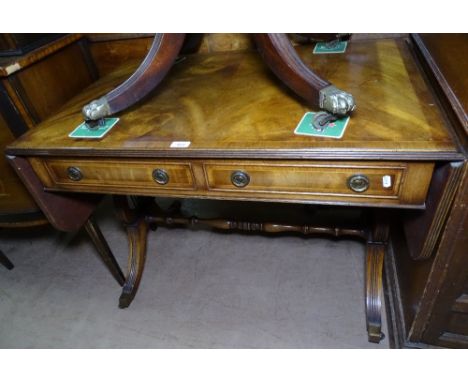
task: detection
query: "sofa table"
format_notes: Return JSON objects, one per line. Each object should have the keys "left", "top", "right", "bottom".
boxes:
{"left": 6, "top": 37, "right": 462, "bottom": 343}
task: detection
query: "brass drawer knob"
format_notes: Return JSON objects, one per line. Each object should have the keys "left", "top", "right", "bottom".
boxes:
{"left": 348, "top": 174, "right": 369, "bottom": 193}
{"left": 67, "top": 166, "right": 83, "bottom": 181}
{"left": 231, "top": 170, "right": 250, "bottom": 188}
{"left": 153, "top": 168, "right": 169, "bottom": 185}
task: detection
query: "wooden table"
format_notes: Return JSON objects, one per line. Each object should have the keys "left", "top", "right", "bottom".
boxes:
{"left": 6, "top": 37, "right": 462, "bottom": 343}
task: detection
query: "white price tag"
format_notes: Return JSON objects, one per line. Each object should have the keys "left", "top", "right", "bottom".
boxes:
{"left": 382, "top": 175, "right": 392, "bottom": 188}
{"left": 170, "top": 141, "right": 191, "bottom": 148}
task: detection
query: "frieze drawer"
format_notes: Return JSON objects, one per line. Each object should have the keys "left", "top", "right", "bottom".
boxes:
{"left": 29, "top": 157, "right": 435, "bottom": 207}
{"left": 33, "top": 158, "right": 196, "bottom": 193}
{"left": 203, "top": 161, "right": 435, "bottom": 207}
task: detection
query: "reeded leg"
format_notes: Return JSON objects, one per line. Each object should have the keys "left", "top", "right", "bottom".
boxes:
{"left": 114, "top": 196, "right": 149, "bottom": 309}
{"left": 365, "top": 221, "right": 389, "bottom": 343}
{"left": 84, "top": 217, "right": 125, "bottom": 286}
{"left": 118, "top": 218, "right": 148, "bottom": 308}
{"left": 0, "top": 249, "right": 14, "bottom": 270}
{"left": 366, "top": 243, "right": 385, "bottom": 343}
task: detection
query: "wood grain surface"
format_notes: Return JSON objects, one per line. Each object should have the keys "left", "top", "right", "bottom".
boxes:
{"left": 10, "top": 42, "right": 94, "bottom": 122}
{"left": 0, "top": 112, "right": 38, "bottom": 216}
{"left": 0, "top": 33, "right": 96, "bottom": 223}
{"left": 7, "top": 39, "right": 459, "bottom": 161}
{"left": 0, "top": 34, "right": 83, "bottom": 77}
{"left": 28, "top": 157, "right": 434, "bottom": 208}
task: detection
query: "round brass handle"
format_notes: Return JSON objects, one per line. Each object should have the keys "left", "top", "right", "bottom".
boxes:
{"left": 67, "top": 166, "right": 83, "bottom": 181}
{"left": 231, "top": 171, "right": 250, "bottom": 188}
{"left": 348, "top": 174, "right": 369, "bottom": 193}
{"left": 152, "top": 168, "right": 169, "bottom": 185}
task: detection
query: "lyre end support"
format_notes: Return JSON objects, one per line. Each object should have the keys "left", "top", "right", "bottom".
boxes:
{"left": 82, "top": 96, "right": 111, "bottom": 121}
{"left": 319, "top": 85, "right": 356, "bottom": 117}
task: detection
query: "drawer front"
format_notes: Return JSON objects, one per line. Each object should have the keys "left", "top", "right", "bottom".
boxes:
{"left": 203, "top": 161, "right": 434, "bottom": 205}
{"left": 30, "top": 157, "right": 434, "bottom": 207}
{"left": 39, "top": 158, "right": 195, "bottom": 192}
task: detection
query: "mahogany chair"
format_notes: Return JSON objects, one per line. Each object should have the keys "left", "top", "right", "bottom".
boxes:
{"left": 82, "top": 33, "right": 356, "bottom": 122}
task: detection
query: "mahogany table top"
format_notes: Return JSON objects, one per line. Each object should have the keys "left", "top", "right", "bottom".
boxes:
{"left": 7, "top": 38, "right": 461, "bottom": 161}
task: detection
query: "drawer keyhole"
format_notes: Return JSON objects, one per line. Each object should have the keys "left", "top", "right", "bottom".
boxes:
{"left": 67, "top": 166, "right": 83, "bottom": 181}
{"left": 231, "top": 171, "right": 250, "bottom": 188}
{"left": 348, "top": 174, "right": 369, "bottom": 193}
{"left": 153, "top": 169, "right": 169, "bottom": 185}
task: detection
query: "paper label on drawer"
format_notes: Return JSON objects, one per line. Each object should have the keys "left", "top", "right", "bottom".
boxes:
{"left": 294, "top": 112, "right": 350, "bottom": 139}
{"left": 170, "top": 141, "right": 191, "bottom": 148}
{"left": 382, "top": 175, "right": 392, "bottom": 188}
{"left": 69, "top": 118, "right": 119, "bottom": 139}
{"left": 313, "top": 41, "right": 348, "bottom": 54}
